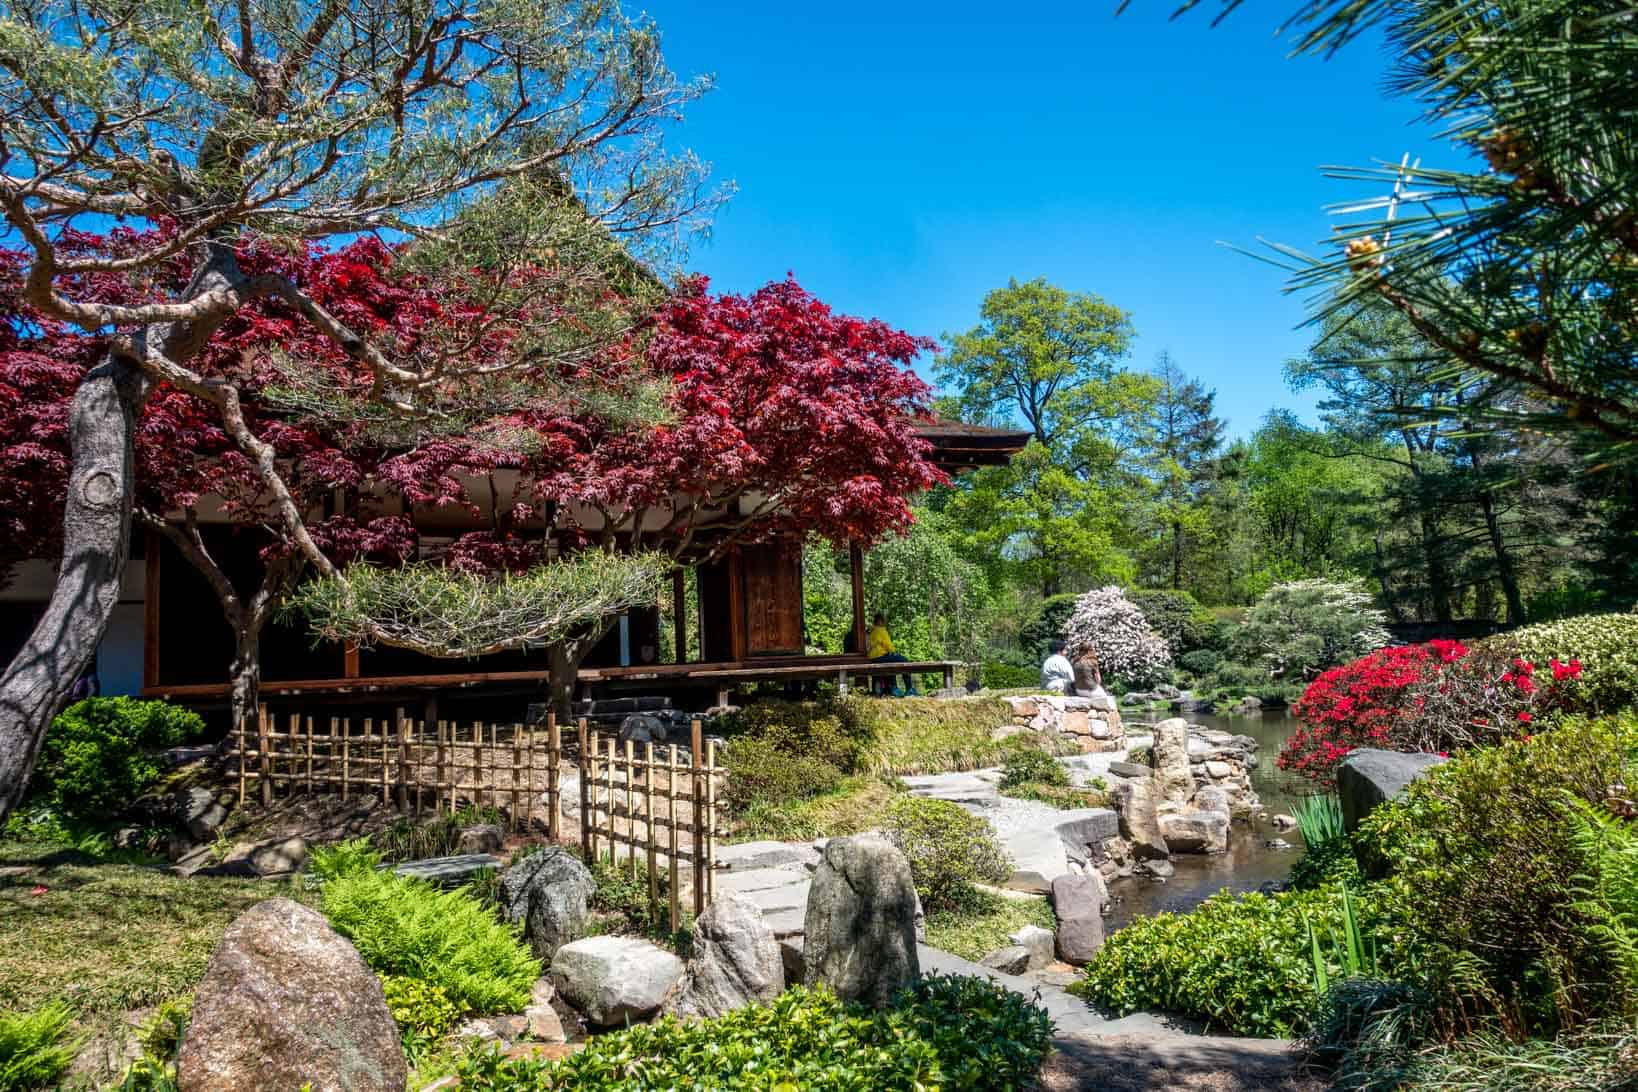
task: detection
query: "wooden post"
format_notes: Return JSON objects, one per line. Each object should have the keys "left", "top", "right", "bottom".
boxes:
{"left": 705, "top": 738, "right": 718, "bottom": 902}
{"left": 436, "top": 721, "right": 448, "bottom": 815}
{"left": 586, "top": 728, "right": 600, "bottom": 862}
{"left": 257, "top": 705, "right": 272, "bottom": 806}
{"left": 287, "top": 713, "right": 299, "bottom": 796}
{"left": 644, "top": 741, "right": 658, "bottom": 922}
{"left": 304, "top": 716, "right": 314, "bottom": 794}
{"left": 672, "top": 567, "right": 688, "bottom": 664}
{"left": 667, "top": 743, "right": 680, "bottom": 933}
{"left": 343, "top": 640, "right": 360, "bottom": 679}
{"left": 547, "top": 715, "right": 562, "bottom": 843}
{"left": 510, "top": 724, "right": 523, "bottom": 832}
{"left": 236, "top": 712, "right": 246, "bottom": 805}
{"left": 473, "top": 721, "right": 486, "bottom": 815}
{"left": 395, "top": 708, "right": 409, "bottom": 810}
{"left": 341, "top": 717, "right": 351, "bottom": 801}
{"left": 607, "top": 735, "right": 619, "bottom": 866}
{"left": 329, "top": 717, "right": 339, "bottom": 798}
{"left": 578, "top": 718, "right": 591, "bottom": 858}
{"left": 690, "top": 718, "right": 705, "bottom": 917}
{"left": 624, "top": 738, "right": 637, "bottom": 879}
{"left": 849, "top": 540, "right": 867, "bottom": 656}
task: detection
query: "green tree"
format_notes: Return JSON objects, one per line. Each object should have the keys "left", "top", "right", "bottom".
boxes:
{"left": 1137, "top": 352, "right": 1225, "bottom": 590}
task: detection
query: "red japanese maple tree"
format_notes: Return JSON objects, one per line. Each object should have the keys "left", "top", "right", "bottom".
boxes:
{"left": 539, "top": 276, "right": 947, "bottom": 557}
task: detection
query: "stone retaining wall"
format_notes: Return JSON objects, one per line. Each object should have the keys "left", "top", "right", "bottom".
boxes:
{"left": 1002, "top": 695, "right": 1124, "bottom": 754}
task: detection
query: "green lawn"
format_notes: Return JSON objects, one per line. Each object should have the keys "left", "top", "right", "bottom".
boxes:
{"left": 923, "top": 890, "right": 1057, "bottom": 963}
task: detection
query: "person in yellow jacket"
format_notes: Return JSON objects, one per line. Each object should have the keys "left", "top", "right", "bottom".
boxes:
{"left": 867, "top": 613, "right": 916, "bottom": 696}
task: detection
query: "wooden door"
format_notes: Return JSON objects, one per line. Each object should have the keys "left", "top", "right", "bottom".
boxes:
{"left": 741, "top": 541, "right": 803, "bottom": 655}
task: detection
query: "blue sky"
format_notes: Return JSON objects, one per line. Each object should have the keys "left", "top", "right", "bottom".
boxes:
{"left": 640, "top": 1, "right": 1454, "bottom": 437}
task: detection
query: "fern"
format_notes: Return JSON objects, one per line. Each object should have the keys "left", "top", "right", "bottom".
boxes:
{"left": 1568, "top": 801, "right": 1638, "bottom": 1001}
{"left": 0, "top": 1003, "right": 77, "bottom": 1092}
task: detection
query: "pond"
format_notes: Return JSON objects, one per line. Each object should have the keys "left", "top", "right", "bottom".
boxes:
{"left": 1103, "top": 708, "right": 1319, "bottom": 933}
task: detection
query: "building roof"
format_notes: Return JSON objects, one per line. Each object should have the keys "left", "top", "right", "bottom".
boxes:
{"left": 912, "top": 418, "right": 1032, "bottom": 471}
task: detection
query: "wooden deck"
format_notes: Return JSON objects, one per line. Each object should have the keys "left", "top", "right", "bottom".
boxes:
{"left": 142, "top": 655, "right": 959, "bottom": 707}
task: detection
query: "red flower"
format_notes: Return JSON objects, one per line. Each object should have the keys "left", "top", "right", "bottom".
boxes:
{"left": 1517, "top": 712, "right": 1533, "bottom": 723}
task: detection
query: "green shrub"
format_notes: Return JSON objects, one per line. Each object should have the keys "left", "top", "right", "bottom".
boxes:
{"left": 586, "top": 852, "right": 683, "bottom": 946}
{"left": 312, "top": 839, "right": 540, "bottom": 1015}
{"left": 1075, "top": 884, "right": 1401, "bottom": 1038}
{"left": 1356, "top": 713, "right": 1638, "bottom": 1032}
{"left": 1288, "top": 836, "right": 1361, "bottom": 892}
{"left": 1130, "top": 589, "right": 1219, "bottom": 656}
{"left": 453, "top": 977, "right": 1052, "bottom": 1091}
{"left": 382, "top": 976, "right": 460, "bottom": 1039}
{"left": 0, "top": 1003, "right": 77, "bottom": 1092}
{"left": 720, "top": 699, "right": 868, "bottom": 773}
{"left": 1231, "top": 579, "right": 1390, "bottom": 681}
{"left": 885, "top": 796, "right": 1011, "bottom": 913}
{"left": 981, "top": 661, "right": 1039, "bottom": 689}
{"left": 1510, "top": 612, "right": 1638, "bottom": 714}
{"left": 374, "top": 805, "right": 504, "bottom": 863}
{"left": 721, "top": 737, "right": 845, "bottom": 813}
{"left": 31, "top": 698, "right": 204, "bottom": 819}
{"left": 1177, "top": 648, "right": 1222, "bottom": 677}
{"left": 1017, "top": 593, "right": 1080, "bottom": 666}
{"left": 135, "top": 995, "right": 192, "bottom": 1063}
{"left": 998, "top": 748, "right": 1067, "bottom": 790}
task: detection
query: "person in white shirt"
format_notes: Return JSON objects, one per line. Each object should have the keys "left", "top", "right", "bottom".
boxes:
{"left": 1041, "top": 639, "right": 1074, "bottom": 694}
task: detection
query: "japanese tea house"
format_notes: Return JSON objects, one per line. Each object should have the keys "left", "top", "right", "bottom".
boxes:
{"left": 1, "top": 420, "right": 1028, "bottom": 721}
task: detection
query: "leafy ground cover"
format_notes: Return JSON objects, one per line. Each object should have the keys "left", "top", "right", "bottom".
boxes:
{"left": 923, "top": 891, "right": 1056, "bottom": 963}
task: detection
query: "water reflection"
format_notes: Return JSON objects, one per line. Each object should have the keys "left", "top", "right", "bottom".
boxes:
{"left": 1104, "top": 709, "right": 1318, "bottom": 933}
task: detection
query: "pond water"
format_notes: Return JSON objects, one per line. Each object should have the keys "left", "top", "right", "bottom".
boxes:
{"left": 1103, "top": 709, "right": 1317, "bottom": 933}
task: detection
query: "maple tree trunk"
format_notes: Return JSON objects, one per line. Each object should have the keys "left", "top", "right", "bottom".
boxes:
{"left": 228, "top": 624, "right": 262, "bottom": 750}
{"left": 0, "top": 355, "right": 146, "bottom": 822}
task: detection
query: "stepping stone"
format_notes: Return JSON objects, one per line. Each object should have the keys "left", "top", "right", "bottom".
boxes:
{"left": 760, "top": 907, "right": 808, "bottom": 939}
{"left": 741, "top": 880, "right": 809, "bottom": 914}
{"left": 393, "top": 854, "right": 505, "bottom": 886}
{"left": 715, "top": 841, "right": 819, "bottom": 872}
{"left": 901, "top": 771, "right": 998, "bottom": 803}
{"left": 715, "top": 867, "right": 811, "bottom": 895}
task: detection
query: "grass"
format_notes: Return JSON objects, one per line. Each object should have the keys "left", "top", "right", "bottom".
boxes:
{"left": 849, "top": 696, "right": 1019, "bottom": 776}
{"left": 998, "top": 782, "right": 1110, "bottom": 809}
{"left": 922, "top": 890, "right": 1057, "bottom": 963}
{"left": 728, "top": 776, "right": 902, "bottom": 843}
{"left": 0, "top": 841, "right": 314, "bottom": 1016}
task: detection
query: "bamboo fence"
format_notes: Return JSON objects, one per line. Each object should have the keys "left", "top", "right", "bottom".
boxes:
{"left": 232, "top": 706, "right": 724, "bottom": 930}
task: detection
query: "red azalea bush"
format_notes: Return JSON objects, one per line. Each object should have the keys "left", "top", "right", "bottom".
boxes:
{"left": 1279, "top": 640, "right": 1468, "bottom": 781}
{"left": 1280, "top": 636, "right": 1588, "bottom": 782}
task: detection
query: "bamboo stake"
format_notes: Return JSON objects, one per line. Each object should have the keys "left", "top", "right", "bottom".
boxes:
{"left": 474, "top": 721, "right": 486, "bottom": 815}
{"left": 623, "top": 738, "right": 637, "bottom": 878}
{"left": 705, "top": 738, "right": 719, "bottom": 902}
{"left": 510, "top": 724, "right": 522, "bottom": 832}
{"left": 645, "top": 741, "right": 657, "bottom": 921}
{"left": 607, "top": 735, "right": 620, "bottom": 866}
{"left": 523, "top": 723, "right": 535, "bottom": 835}
{"left": 667, "top": 743, "right": 680, "bottom": 933}
{"left": 395, "top": 708, "right": 408, "bottom": 810}
{"left": 547, "top": 716, "right": 561, "bottom": 843}
{"left": 236, "top": 713, "right": 246, "bottom": 805}
{"left": 691, "top": 718, "right": 705, "bottom": 916}
{"left": 304, "top": 717, "right": 314, "bottom": 794}
{"left": 583, "top": 717, "right": 596, "bottom": 864}
{"left": 328, "top": 717, "right": 339, "bottom": 798}
{"left": 436, "top": 721, "right": 448, "bottom": 814}
{"left": 257, "top": 705, "right": 272, "bottom": 806}
{"left": 341, "top": 717, "right": 351, "bottom": 801}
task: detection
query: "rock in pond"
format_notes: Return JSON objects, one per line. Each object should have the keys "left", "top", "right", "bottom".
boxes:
{"left": 177, "top": 898, "right": 404, "bottom": 1092}
{"left": 1159, "top": 809, "right": 1230, "bottom": 854}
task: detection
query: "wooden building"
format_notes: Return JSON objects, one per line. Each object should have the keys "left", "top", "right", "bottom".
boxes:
{"left": 1, "top": 420, "right": 1028, "bottom": 718}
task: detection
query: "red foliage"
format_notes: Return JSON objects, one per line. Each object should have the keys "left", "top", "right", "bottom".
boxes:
{"left": 538, "top": 276, "right": 947, "bottom": 551}
{"left": 1279, "top": 639, "right": 1469, "bottom": 782}
{"left": 1280, "top": 638, "right": 1590, "bottom": 782}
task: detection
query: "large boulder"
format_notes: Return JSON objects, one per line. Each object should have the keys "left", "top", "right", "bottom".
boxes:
{"left": 1112, "top": 777, "right": 1170, "bottom": 860}
{"left": 1012, "top": 924, "right": 1056, "bottom": 970}
{"left": 177, "top": 898, "right": 404, "bottom": 1092}
{"left": 802, "top": 836, "right": 920, "bottom": 1007}
{"left": 1160, "top": 809, "right": 1230, "bottom": 854}
{"left": 1000, "top": 827, "right": 1070, "bottom": 894}
{"left": 499, "top": 847, "right": 595, "bottom": 961}
{"left": 1337, "top": 749, "right": 1449, "bottom": 833}
{"left": 1051, "top": 871, "right": 1108, "bottom": 964}
{"left": 666, "top": 893, "right": 784, "bottom": 1019}
{"left": 1151, "top": 718, "right": 1195, "bottom": 806}
{"left": 549, "top": 935, "right": 684, "bottom": 1025}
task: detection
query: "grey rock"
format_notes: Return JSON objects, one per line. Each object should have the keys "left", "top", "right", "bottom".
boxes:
{"left": 802, "top": 835, "right": 920, "bottom": 1007}
{"left": 1051, "top": 872, "right": 1108, "bottom": 964}
{"left": 1338, "top": 749, "right": 1449, "bottom": 834}
{"left": 1154, "top": 684, "right": 1183, "bottom": 700}
{"left": 1011, "top": 924, "right": 1057, "bottom": 970}
{"left": 979, "top": 946, "right": 1031, "bottom": 974}
{"left": 1108, "top": 760, "right": 1153, "bottom": 780}
{"left": 393, "top": 854, "right": 504, "bottom": 886}
{"left": 1271, "top": 813, "right": 1297, "bottom": 831}
{"left": 1112, "top": 777, "right": 1170, "bottom": 861}
{"left": 999, "top": 827, "right": 1069, "bottom": 894}
{"left": 499, "top": 847, "right": 595, "bottom": 961}
{"left": 524, "top": 1002, "right": 566, "bottom": 1043}
{"left": 177, "top": 898, "right": 405, "bottom": 1092}
{"left": 455, "top": 824, "right": 505, "bottom": 855}
{"left": 1152, "top": 719, "right": 1195, "bottom": 806}
{"left": 779, "top": 937, "right": 806, "bottom": 985}
{"left": 176, "top": 787, "right": 230, "bottom": 842}
{"left": 1204, "top": 760, "right": 1233, "bottom": 779}
{"left": 549, "top": 936, "right": 684, "bottom": 1025}
{"left": 1053, "top": 808, "right": 1120, "bottom": 852}
{"left": 1159, "top": 810, "right": 1230, "bottom": 854}
{"left": 1136, "top": 858, "right": 1175, "bottom": 879}
{"left": 666, "top": 894, "right": 783, "bottom": 1019}
{"left": 203, "top": 836, "right": 307, "bottom": 878}
{"left": 1193, "top": 786, "right": 1231, "bottom": 814}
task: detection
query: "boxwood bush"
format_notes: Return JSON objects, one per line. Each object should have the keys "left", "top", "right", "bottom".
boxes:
{"left": 30, "top": 697, "right": 204, "bottom": 819}
{"left": 885, "top": 796, "right": 1011, "bottom": 913}
{"left": 310, "top": 840, "right": 540, "bottom": 1015}
{"left": 454, "top": 976, "right": 1053, "bottom": 1091}
{"left": 1509, "top": 612, "right": 1638, "bottom": 714}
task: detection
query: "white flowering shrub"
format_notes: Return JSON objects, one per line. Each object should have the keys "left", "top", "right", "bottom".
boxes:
{"left": 1062, "top": 586, "right": 1173, "bottom": 689}
{"left": 1231, "top": 578, "right": 1391, "bottom": 680}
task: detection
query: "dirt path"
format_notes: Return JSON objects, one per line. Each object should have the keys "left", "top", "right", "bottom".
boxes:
{"left": 1036, "top": 1032, "right": 1323, "bottom": 1092}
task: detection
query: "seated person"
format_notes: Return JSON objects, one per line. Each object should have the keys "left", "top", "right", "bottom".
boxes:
{"left": 1041, "top": 639, "right": 1074, "bottom": 694}
{"left": 867, "top": 612, "right": 917, "bottom": 696}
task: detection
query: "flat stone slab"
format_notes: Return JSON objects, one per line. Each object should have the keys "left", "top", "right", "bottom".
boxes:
{"left": 392, "top": 854, "right": 505, "bottom": 886}
{"left": 999, "top": 827, "right": 1071, "bottom": 894}
{"left": 761, "top": 907, "right": 808, "bottom": 939}
{"left": 1108, "top": 760, "right": 1153, "bottom": 780}
{"left": 901, "top": 771, "right": 1000, "bottom": 804}
{"left": 715, "top": 867, "right": 811, "bottom": 895}
{"left": 1054, "top": 808, "right": 1119, "bottom": 849}
{"left": 742, "top": 880, "right": 810, "bottom": 914}
{"left": 715, "top": 841, "right": 819, "bottom": 872}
